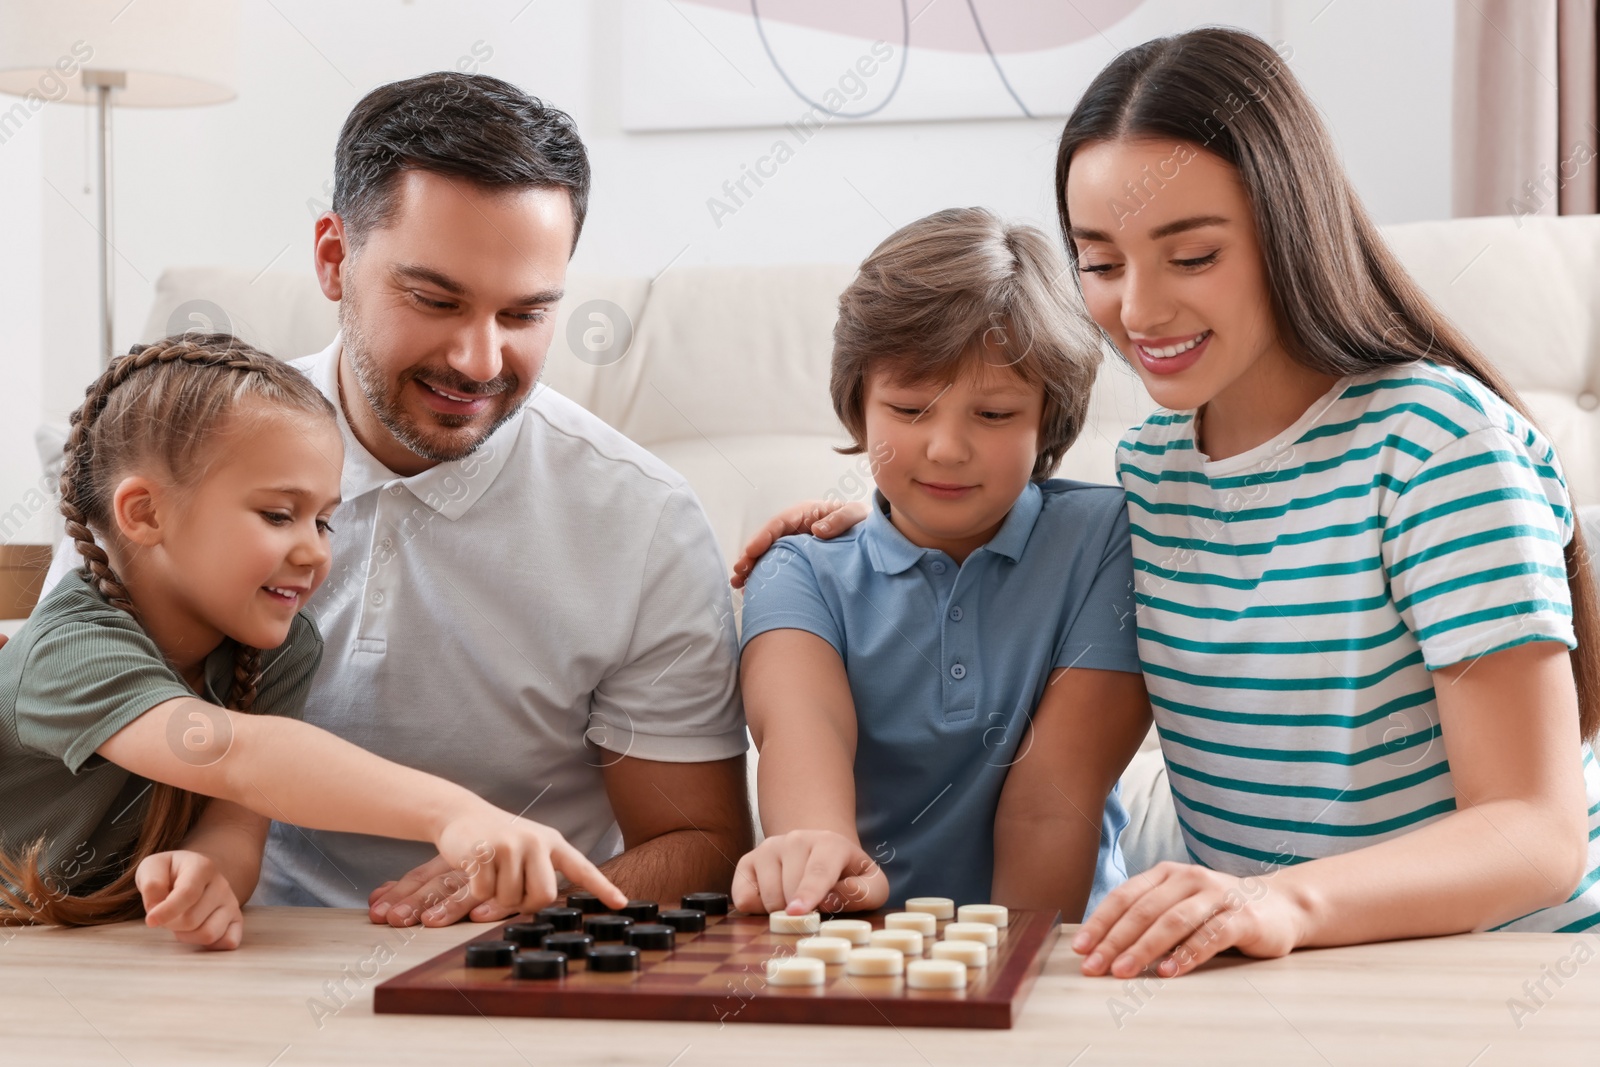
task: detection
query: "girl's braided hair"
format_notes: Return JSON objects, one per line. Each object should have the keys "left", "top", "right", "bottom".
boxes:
{"left": 0, "top": 332, "right": 336, "bottom": 927}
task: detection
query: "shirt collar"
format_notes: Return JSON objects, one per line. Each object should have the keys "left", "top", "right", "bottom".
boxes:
{"left": 306, "top": 334, "right": 522, "bottom": 521}
{"left": 862, "top": 481, "right": 1044, "bottom": 575}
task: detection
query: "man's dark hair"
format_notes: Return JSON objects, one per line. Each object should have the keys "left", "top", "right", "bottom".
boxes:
{"left": 332, "top": 71, "right": 590, "bottom": 252}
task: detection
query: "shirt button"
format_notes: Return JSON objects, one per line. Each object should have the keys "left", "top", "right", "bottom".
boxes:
{"left": 930, "top": 561, "right": 947, "bottom": 575}
{"left": 1581, "top": 391, "right": 1600, "bottom": 412}
{"left": 389, "top": 485, "right": 403, "bottom": 496}
{"left": 949, "top": 606, "right": 964, "bottom": 622}
{"left": 950, "top": 663, "right": 966, "bottom": 680}
{"left": 371, "top": 591, "right": 385, "bottom": 606}
{"left": 381, "top": 537, "right": 394, "bottom": 550}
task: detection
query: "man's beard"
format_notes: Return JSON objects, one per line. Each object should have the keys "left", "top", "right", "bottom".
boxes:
{"left": 338, "top": 287, "right": 523, "bottom": 465}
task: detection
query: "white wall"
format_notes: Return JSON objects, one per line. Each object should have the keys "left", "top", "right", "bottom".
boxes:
{"left": 9, "top": 0, "right": 1455, "bottom": 454}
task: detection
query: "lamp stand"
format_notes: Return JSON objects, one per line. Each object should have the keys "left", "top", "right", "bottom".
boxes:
{"left": 83, "top": 69, "right": 124, "bottom": 368}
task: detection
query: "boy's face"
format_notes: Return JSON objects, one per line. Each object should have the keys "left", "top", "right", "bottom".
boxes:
{"left": 862, "top": 355, "right": 1045, "bottom": 563}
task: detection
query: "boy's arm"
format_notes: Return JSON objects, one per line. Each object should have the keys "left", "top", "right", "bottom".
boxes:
{"left": 992, "top": 666, "right": 1152, "bottom": 918}
{"left": 744, "top": 628, "right": 859, "bottom": 838}
{"left": 734, "top": 628, "right": 887, "bottom": 914}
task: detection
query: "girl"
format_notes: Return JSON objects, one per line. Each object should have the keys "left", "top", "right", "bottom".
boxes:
{"left": 734, "top": 27, "right": 1600, "bottom": 976}
{"left": 0, "top": 333, "right": 625, "bottom": 949}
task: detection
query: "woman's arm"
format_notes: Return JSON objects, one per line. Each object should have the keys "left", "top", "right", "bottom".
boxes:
{"left": 993, "top": 667, "right": 1152, "bottom": 918}
{"left": 96, "top": 697, "right": 628, "bottom": 913}
{"left": 731, "top": 629, "right": 888, "bottom": 914}
{"left": 1075, "top": 640, "right": 1590, "bottom": 978}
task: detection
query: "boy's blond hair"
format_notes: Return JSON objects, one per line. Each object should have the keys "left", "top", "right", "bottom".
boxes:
{"left": 830, "top": 207, "right": 1103, "bottom": 480}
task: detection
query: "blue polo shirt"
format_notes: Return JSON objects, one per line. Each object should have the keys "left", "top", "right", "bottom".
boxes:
{"left": 739, "top": 479, "right": 1141, "bottom": 917}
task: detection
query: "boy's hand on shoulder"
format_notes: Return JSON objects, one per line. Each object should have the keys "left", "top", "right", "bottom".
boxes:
{"left": 135, "top": 849, "right": 244, "bottom": 950}
{"left": 730, "top": 499, "right": 871, "bottom": 589}
{"left": 732, "top": 830, "right": 889, "bottom": 915}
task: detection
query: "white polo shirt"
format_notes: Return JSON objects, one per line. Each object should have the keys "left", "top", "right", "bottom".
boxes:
{"left": 237, "top": 338, "right": 746, "bottom": 906}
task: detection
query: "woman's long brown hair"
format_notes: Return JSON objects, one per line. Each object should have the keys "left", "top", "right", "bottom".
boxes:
{"left": 1053, "top": 28, "right": 1600, "bottom": 742}
{"left": 0, "top": 333, "right": 335, "bottom": 926}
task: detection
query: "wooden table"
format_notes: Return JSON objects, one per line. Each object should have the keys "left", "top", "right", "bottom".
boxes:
{"left": 4, "top": 907, "right": 1596, "bottom": 1065}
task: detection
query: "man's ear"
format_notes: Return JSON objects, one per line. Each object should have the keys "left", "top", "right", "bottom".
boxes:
{"left": 312, "top": 211, "right": 349, "bottom": 302}
{"left": 110, "top": 476, "right": 167, "bottom": 548}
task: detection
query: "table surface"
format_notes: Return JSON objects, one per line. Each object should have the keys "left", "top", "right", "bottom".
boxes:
{"left": 4, "top": 907, "right": 1597, "bottom": 1065}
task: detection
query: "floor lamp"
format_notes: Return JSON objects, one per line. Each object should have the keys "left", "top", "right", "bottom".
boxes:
{"left": 0, "top": 0, "right": 238, "bottom": 367}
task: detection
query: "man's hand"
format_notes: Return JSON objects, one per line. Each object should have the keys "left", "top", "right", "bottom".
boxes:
{"left": 1071, "top": 862, "right": 1305, "bottom": 978}
{"left": 731, "top": 829, "right": 889, "bottom": 915}
{"left": 136, "top": 850, "right": 245, "bottom": 950}
{"left": 730, "top": 500, "right": 870, "bottom": 589}
{"left": 368, "top": 854, "right": 520, "bottom": 927}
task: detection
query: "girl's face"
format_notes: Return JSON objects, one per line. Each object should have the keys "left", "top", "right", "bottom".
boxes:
{"left": 1064, "top": 137, "right": 1286, "bottom": 413}
{"left": 128, "top": 405, "right": 344, "bottom": 656}
{"left": 863, "top": 355, "right": 1044, "bottom": 563}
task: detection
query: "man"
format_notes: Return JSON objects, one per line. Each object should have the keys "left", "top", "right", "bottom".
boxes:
{"left": 49, "top": 72, "right": 752, "bottom": 926}
{"left": 273, "top": 71, "right": 753, "bottom": 925}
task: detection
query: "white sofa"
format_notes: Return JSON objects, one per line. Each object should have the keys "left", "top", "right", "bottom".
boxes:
{"left": 43, "top": 213, "right": 1600, "bottom": 874}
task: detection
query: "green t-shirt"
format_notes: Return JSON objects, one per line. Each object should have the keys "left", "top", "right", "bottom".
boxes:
{"left": 0, "top": 571, "right": 322, "bottom": 895}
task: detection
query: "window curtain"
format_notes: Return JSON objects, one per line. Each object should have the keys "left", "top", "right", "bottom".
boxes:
{"left": 1453, "top": 0, "right": 1598, "bottom": 218}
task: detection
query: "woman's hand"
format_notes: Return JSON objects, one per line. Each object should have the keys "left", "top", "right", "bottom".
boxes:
{"left": 136, "top": 850, "right": 245, "bottom": 950}
{"left": 731, "top": 829, "right": 889, "bottom": 915}
{"left": 1072, "top": 862, "right": 1308, "bottom": 978}
{"left": 730, "top": 500, "right": 871, "bottom": 589}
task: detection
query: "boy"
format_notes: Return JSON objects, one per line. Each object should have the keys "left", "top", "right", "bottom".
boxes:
{"left": 735, "top": 208, "right": 1151, "bottom": 921}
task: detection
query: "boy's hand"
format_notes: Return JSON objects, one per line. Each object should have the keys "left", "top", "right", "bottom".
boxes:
{"left": 430, "top": 810, "right": 628, "bottom": 924}
{"left": 730, "top": 500, "right": 871, "bottom": 589}
{"left": 732, "top": 830, "right": 889, "bottom": 915}
{"left": 135, "top": 850, "right": 244, "bottom": 950}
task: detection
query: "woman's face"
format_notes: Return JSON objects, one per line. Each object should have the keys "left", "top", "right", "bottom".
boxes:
{"left": 1064, "top": 137, "right": 1286, "bottom": 413}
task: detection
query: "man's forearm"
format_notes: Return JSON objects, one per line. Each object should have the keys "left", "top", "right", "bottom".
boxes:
{"left": 593, "top": 826, "right": 748, "bottom": 904}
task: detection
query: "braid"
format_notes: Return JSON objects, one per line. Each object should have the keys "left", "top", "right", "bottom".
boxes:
{"left": 230, "top": 644, "right": 263, "bottom": 713}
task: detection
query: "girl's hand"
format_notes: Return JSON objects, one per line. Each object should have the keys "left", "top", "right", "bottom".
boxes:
{"left": 730, "top": 500, "right": 871, "bottom": 589}
{"left": 1072, "top": 862, "right": 1308, "bottom": 978}
{"left": 434, "top": 811, "right": 628, "bottom": 922}
{"left": 135, "top": 850, "right": 244, "bottom": 950}
{"left": 731, "top": 830, "right": 889, "bottom": 915}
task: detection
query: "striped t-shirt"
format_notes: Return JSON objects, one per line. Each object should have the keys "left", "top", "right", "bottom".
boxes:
{"left": 1117, "top": 361, "right": 1600, "bottom": 933}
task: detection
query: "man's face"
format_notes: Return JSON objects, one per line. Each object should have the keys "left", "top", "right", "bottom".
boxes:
{"left": 334, "top": 169, "right": 574, "bottom": 472}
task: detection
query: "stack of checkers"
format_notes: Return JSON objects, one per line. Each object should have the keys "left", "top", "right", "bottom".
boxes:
{"left": 464, "top": 891, "right": 730, "bottom": 978}
{"left": 765, "top": 898, "right": 1009, "bottom": 990}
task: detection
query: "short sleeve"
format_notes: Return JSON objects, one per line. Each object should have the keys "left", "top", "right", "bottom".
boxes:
{"left": 14, "top": 615, "right": 194, "bottom": 772}
{"left": 1383, "top": 426, "right": 1575, "bottom": 670}
{"left": 248, "top": 611, "right": 324, "bottom": 720}
{"left": 737, "top": 539, "right": 845, "bottom": 658}
{"left": 587, "top": 486, "right": 748, "bottom": 762}
{"left": 1053, "top": 494, "right": 1143, "bottom": 675}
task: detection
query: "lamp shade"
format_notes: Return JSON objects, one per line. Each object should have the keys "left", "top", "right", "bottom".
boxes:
{"left": 0, "top": 0, "right": 237, "bottom": 106}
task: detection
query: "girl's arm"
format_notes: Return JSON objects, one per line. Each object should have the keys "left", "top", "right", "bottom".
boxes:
{"left": 174, "top": 799, "right": 268, "bottom": 902}
{"left": 97, "top": 697, "right": 628, "bottom": 914}
{"left": 136, "top": 800, "right": 268, "bottom": 950}
{"left": 1075, "top": 640, "right": 1591, "bottom": 978}
{"left": 993, "top": 667, "right": 1152, "bottom": 918}
{"left": 731, "top": 629, "right": 888, "bottom": 914}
